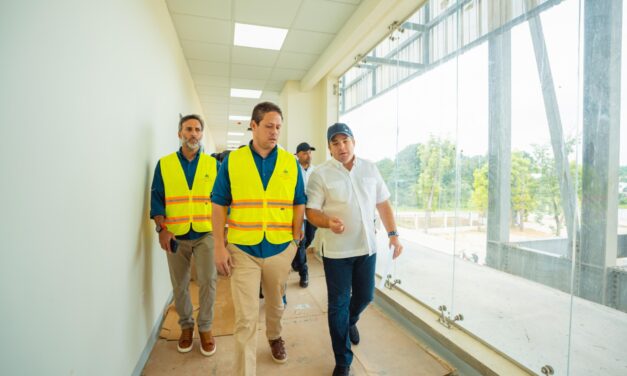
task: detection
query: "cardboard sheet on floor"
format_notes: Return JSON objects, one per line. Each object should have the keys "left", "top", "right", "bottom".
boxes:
{"left": 159, "top": 276, "right": 234, "bottom": 340}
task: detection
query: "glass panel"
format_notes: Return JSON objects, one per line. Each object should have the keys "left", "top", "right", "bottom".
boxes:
{"left": 338, "top": 0, "right": 627, "bottom": 374}
{"left": 392, "top": 43, "right": 460, "bottom": 312}
{"left": 621, "top": 0, "right": 627, "bottom": 261}
{"left": 569, "top": 1, "right": 627, "bottom": 376}
{"left": 459, "top": 1, "right": 579, "bottom": 372}
{"left": 342, "top": 91, "right": 403, "bottom": 296}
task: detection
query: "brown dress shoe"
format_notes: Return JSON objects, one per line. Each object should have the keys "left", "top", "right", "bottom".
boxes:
{"left": 199, "top": 330, "right": 217, "bottom": 356}
{"left": 177, "top": 327, "right": 193, "bottom": 353}
{"left": 269, "top": 337, "right": 287, "bottom": 363}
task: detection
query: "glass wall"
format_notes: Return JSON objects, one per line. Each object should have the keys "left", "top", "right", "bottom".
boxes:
{"left": 339, "top": 0, "right": 627, "bottom": 375}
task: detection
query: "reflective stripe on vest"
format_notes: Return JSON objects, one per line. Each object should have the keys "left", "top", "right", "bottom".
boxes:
{"left": 160, "top": 152, "right": 217, "bottom": 236}
{"left": 227, "top": 146, "right": 297, "bottom": 245}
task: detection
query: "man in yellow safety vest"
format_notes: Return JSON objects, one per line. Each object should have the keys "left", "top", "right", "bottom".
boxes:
{"left": 212, "top": 102, "right": 306, "bottom": 376}
{"left": 150, "top": 114, "right": 219, "bottom": 357}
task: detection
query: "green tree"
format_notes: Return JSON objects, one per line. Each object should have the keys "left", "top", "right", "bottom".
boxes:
{"left": 620, "top": 166, "right": 627, "bottom": 183}
{"left": 511, "top": 152, "right": 536, "bottom": 231}
{"left": 393, "top": 144, "right": 421, "bottom": 208}
{"left": 530, "top": 139, "right": 582, "bottom": 236}
{"left": 470, "top": 163, "right": 489, "bottom": 230}
{"left": 376, "top": 144, "right": 421, "bottom": 209}
{"left": 416, "top": 136, "right": 455, "bottom": 232}
{"left": 531, "top": 144, "right": 563, "bottom": 236}
{"left": 459, "top": 154, "right": 488, "bottom": 210}
{"left": 438, "top": 157, "right": 457, "bottom": 210}
{"left": 376, "top": 158, "right": 394, "bottom": 183}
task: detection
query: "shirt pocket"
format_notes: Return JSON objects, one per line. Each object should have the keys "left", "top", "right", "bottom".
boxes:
{"left": 325, "top": 181, "right": 349, "bottom": 203}
{"left": 359, "top": 177, "right": 377, "bottom": 208}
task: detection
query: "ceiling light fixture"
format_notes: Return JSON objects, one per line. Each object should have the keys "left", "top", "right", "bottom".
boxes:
{"left": 228, "top": 132, "right": 245, "bottom": 136}
{"left": 229, "top": 115, "right": 251, "bottom": 121}
{"left": 234, "top": 22, "right": 288, "bottom": 50}
{"left": 230, "top": 88, "right": 262, "bottom": 98}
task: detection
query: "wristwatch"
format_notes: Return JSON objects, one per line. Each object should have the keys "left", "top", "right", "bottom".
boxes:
{"left": 387, "top": 230, "right": 399, "bottom": 238}
{"left": 156, "top": 223, "right": 167, "bottom": 233}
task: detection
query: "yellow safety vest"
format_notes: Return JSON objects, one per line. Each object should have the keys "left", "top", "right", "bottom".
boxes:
{"left": 227, "top": 146, "right": 297, "bottom": 245}
{"left": 160, "top": 152, "right": 217, "bottom": 236}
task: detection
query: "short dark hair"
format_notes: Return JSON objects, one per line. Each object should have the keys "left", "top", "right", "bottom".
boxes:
{"left": 179, "top": 114, "right": 204, "bottom": 131}
{"left": 251, "top": 102, "right": 282, "bottom": 125}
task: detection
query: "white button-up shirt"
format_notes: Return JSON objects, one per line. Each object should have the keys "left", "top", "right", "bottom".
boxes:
{"left": 306, "top": 157, "right": 390, "bottom": 259}
{"left": 300, "top": 163, "right": 315, "bottom": 220}
{"left": 300, "top": 163, "right": 315, "bottom": 186}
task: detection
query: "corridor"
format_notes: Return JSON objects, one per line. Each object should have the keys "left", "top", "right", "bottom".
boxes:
{"left": 142, "top": 254, "right": 454, "bottom": 375}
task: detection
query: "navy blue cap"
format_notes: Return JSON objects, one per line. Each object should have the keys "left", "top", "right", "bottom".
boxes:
{"left": 296, "top": 142, "right": 316, "bottom": 153}
{"left": 327, "top": 123, "right": 353, "bottom": 142}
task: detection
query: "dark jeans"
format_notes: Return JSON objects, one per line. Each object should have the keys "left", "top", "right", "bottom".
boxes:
{"left": 323, "top": 253, "right": 376, "bottom": 366}
{"left": 291, "top": 220, "right": 317, "bottom": 277}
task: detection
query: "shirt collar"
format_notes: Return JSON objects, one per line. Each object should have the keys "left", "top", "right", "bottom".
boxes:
{"left": 330, "top": 156, "right": 357, "bottom": 170}
{"left": 177, "top": 147, "right": 201, "bottom": 162}
{"left": 248, "top": 140, "right": 278, "bottom": 160}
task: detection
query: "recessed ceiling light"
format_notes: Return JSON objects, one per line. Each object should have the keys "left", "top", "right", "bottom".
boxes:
{"left": 229, "top": 115, "right": 251, "bottom": 121}
{"left": 228, "top": 132, "right": 245, "bottom": 136}
{"left": 230, "top": 88, "right": 262, "bottom": 98}
{"left": 234, "top": 22, "right": 288, "bottom": 51}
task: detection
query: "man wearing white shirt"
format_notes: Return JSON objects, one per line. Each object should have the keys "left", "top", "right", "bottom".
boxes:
{"left": 292, "top": 142, "right": 317, "bottom": 287}
{"left": 305, "top": 123, "right": 403, "bottom": 376}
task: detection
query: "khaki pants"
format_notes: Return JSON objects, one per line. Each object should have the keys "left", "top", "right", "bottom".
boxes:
{"left": 166, "top": 233, "right": 217, "bottom": 332}
{"left": 228, "top": 243, "right": 297, "bottom": 376}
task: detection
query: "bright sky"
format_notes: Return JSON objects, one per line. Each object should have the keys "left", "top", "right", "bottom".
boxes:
{"left": 340, "top": 0, "right": 627, "bottom": 167}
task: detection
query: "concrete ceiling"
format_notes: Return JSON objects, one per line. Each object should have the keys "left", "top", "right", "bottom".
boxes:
{"left": 165, "top": 0, "right": 363, "bottom": 151}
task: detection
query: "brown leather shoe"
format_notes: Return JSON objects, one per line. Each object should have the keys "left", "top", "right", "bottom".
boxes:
{"left": 177, "top": 327, "right": 193, "bottom": 353}
{"left": 199, "top": 330, "right": 217, "bottom": 356}
{"left": 269, "top": 337, "right": 287, "bottom": 363}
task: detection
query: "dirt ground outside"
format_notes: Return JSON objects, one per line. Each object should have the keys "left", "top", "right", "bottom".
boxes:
{"left": 396, "top": 209, "right": 627, "bottom": 265}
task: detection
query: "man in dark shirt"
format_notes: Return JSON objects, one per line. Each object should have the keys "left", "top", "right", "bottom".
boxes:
{"left": 292, "top": 142, "right": 318, "bottom": 288}
{"left": 150, "top": 114, "right": 219, "bottom": 357}
{"left": 212, "top": 102, "right": 306, "bottom": 376}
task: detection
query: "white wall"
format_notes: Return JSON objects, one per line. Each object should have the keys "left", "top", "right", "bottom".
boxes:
{"left": 0, "top": 1, "right": 210, "bottom": 374}
{"left": 280, "top": 78, "right": 337, "bottom": 166}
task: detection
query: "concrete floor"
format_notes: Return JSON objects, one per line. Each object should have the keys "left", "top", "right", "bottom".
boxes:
{"left": 142, "top": 254, "right": 454, "bottom": 376}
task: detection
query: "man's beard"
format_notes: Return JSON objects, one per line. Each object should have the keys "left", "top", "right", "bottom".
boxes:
{"left": 180, "top": 136, "right": 202, "bottom": 151}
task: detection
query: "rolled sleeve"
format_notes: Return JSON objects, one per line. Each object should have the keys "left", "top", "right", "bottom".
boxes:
{"left": 305, "top": 171, "right": 325, "bottom": 210}
{"left": 211, "top": 155, "right": 232, "bottom": 206}
{"left": 150, "top": 162, "right": 166, "bottom": 218}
